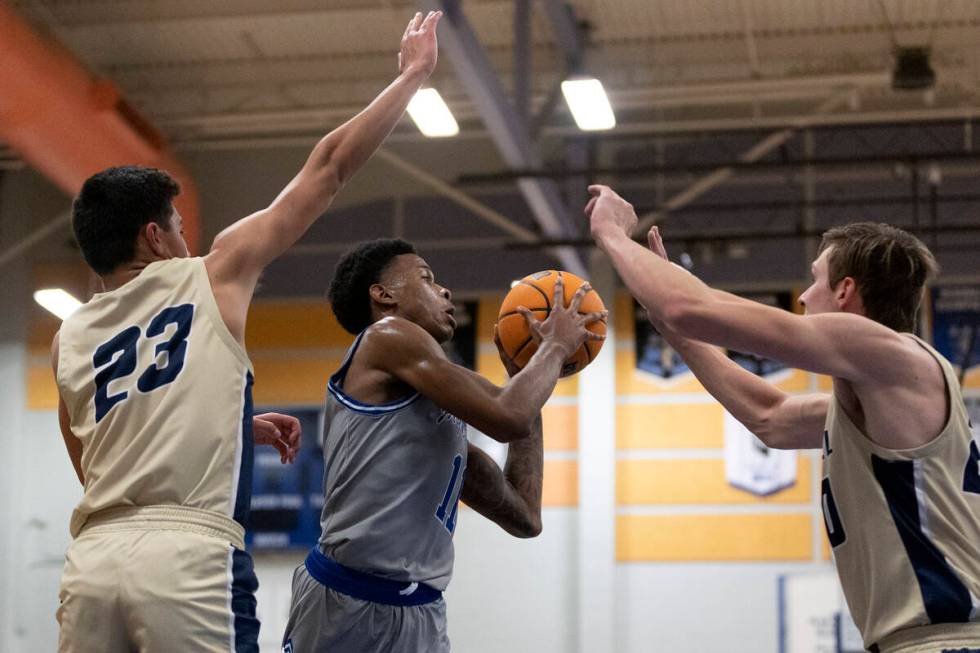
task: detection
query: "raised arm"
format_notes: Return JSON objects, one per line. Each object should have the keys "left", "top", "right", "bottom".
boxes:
{"left": 641, "top": 227, "right": 826, "bottom": 449}
{"left": 205, "top": 11, "right": 442, "bottom": 340}
{"left": 586, "top": 185, "right": 919, "bottom": 386}
{"left": 461, "top": 414, "right": 543, "bottom": 538}
{"left": 366, "top": 277, "right": 604, "bottom": 442}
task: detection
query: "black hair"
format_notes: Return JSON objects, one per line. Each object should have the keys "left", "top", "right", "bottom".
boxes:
{"left": 72, "top": 166, "right": 181, "bottom": 275}
{"left": 328, "top": 238, "right": 418, "bottom": 334}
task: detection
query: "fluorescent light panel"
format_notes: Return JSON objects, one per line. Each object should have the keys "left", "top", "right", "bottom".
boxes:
{"left": 561, "top": 77, "right": 616, "bottom": 131}
{"left": 407, "top": 88, "right": 459, "bottom": 137}
{"left": 34, "top": 288, "right": 82, "bottom": 320}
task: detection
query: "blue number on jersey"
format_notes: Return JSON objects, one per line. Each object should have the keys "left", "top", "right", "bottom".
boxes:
{"left": 964, "top": 440, "right": 980, "bottom": 495}
{"left": 821, "top": 477, "right": 847, "bottom": 547}
{"left": 92, "top": 304, "right": 194, "bottom": 422}
{"left": 137, "top": 304, "right": 193, "bottom": 393}
{"left": 93, "top": 326, "right": 140, "bottom": 422}
{"left": 436, "top": 454, "right": 465, "bottom": 533}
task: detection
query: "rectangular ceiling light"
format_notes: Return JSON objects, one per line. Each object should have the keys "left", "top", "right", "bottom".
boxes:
{"left": 561, "top": 77, "right": 616, "bottom": 131}
{"left": 407, "top": 88, "right": 459, "bottom": 137}
{"left": 34, "top": 288, "right": 82, "bottom": 320}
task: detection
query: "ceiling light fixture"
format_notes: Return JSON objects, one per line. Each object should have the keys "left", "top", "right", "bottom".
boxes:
{"left": 561, "top": 77, "right": 616, "bottom": 131}
{"left": 34, "top": 288, "right": 82, "bottom": 320}
{"left": 407, "top": 88, "right": 459, "bottom": 138}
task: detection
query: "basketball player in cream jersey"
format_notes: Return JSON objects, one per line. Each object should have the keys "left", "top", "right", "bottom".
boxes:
{"left": 281, "top": 239, "right": 605, "bottom": 652}
{"left": 53, "top": 12, "right": 444, "bottom": 652}
{"left": 586, "top": 185, "right": 980, "bottom": 653}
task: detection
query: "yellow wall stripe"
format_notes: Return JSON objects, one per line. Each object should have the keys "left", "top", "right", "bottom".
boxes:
{"left": 542, "top": 404, "right": 578, "bottom": 451}
{"left": 617, "top": 513, "right": 813, "bottom": 561}
{"left": 246, "top": 302, "right": 352, "bottom": 349}
{"left": 252, "top": 357, "right": 339, "bottom": 406}
{"left": 617, "top": 457, "right": 812, "bottom": 505}
{"left": 617, "top": 403, "right": 725, "bottom": 449}
{"left": 543, "top": 459, "right": 578, "bottom": 506}
{"left": 27, "top": 363, "right": 58, "bottom": 410}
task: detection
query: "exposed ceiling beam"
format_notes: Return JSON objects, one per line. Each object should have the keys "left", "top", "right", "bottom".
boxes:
{"left": 635, "top": 92, "right": 854, "bottom": 234}
{"left": 419, "top": 0, "right": 586, "bottom": 276}
{"left": 539, "top": 0, "right": 584, "bottom": 71}
{"left": 374, "top": 149, "right": 538, "bottom": 242}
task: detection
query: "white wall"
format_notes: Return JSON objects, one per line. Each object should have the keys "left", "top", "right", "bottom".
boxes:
{"left": 3, "top": 405, "right": 831, "bottom": 653}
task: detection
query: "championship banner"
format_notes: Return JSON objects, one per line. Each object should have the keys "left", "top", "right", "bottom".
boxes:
{"left": 778, "top": 572, "right": 862, "bottom": 653}
{"left": 724, "top": 411, "right": 797, "bottom": 496}
{"left": 931, "top": 286, "right": 980, "bottom": 390}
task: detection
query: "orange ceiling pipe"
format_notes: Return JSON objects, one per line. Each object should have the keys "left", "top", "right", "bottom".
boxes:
{"left": 0, "top": 3, "right": 201, "bottom": 254}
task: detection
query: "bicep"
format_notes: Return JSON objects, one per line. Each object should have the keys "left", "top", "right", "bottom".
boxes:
{"left": 392, "top": 351, "right": 522, "bottom": 439}
{"left": 763, "top": 393, "right": 829, "bottom": 450}
{"left": 206, "top": 164, "right": 340, "bottom": 280}
{"left": 676, "top": 294, "right": 902, "bottom": 382}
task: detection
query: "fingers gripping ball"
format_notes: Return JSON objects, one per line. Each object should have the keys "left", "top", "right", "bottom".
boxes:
{"left": 496, "top": 270, "right": 606, "bottom": 377}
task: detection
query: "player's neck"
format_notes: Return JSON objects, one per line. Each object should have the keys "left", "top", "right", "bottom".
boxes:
{"left": 100, "top": 256, "right": 166, "bottom": 291}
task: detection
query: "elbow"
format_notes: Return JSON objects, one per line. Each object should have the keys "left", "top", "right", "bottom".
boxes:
{"left": 485, "top": 412, "right": 533, "bottom": 443}
{"left": 744, "top": 416, "right": 790, "bottom": 450}
{"left": 495, "top": 421, "right": 532, "bottom": 444}
{"left": 317, "top": 161, "right": 345, "bottom": 195}
{"left": 506, "top": 515, "right": 543, "bottom": 539}
{"left": 662, "top": 297, "right": 704, "bottom": 336}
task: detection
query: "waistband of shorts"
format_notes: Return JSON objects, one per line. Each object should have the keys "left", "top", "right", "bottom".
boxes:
{"left": 77, "top": 505, "right": 245, "bottom": 549}
{"left": 304, "top": 548, "right": 442, "bottom": 607}
{"left": 874, "top": 621, "right": 980, "bottom": 652}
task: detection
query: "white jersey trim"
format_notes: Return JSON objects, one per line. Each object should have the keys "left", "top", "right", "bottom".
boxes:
{"left": 229, "top": 369, "right": 247, "bottom": 519}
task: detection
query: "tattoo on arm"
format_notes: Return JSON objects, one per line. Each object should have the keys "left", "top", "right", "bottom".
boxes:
{"left": 460, "top": 414, "right": 544, "bottom": 538}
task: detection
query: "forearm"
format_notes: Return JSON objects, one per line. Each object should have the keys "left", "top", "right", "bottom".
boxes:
{"left": 497, "top": 342, "right": 567, "bottom": 434}
{"left": 660, "top": 324, "right": 784, "bottom": 432}
{"left": 462, "top": 415, "right": 543, "bottom": 538}
{"left": 305, "top": 68, "right": 427, "bottom": 189}
{"left": 597, "top": 230, "right": 714, "bottom": 328}
{"left": 265, "top": 68, "right": 427, "bottom": 238}
{"left": 656, "top": 320, "right": 825, "bottom": 447}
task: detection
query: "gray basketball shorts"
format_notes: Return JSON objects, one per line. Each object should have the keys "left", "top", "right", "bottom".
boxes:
{"left": 281, "top": 564, "right": 450, "bottom": 653}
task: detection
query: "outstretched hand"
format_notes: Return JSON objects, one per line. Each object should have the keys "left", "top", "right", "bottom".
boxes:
{"left": 517, "top": 273, "right": 606, "bottom": 359}
{"left": 647, "top": 225, "right": 668, "bottom": 260}
{"left": 585, "top": 184, "right": 638, "bottom": 244}
{"left": 254, "top": 412, "right": 302, "bottom": 464}
{"left": 399, "top": 11, "right": 442, "bottom": 78}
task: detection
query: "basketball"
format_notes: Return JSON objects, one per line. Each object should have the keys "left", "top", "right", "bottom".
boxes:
{"left": 496, "top": 270, "right": 606, "bottom": 377}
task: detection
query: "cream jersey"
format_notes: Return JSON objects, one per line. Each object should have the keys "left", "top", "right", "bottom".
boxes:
{"left": 56, "top": 257, "right": 255, "bottom": 538}
{"left": 822, "top": 335, "right": 980, "bottom": 652}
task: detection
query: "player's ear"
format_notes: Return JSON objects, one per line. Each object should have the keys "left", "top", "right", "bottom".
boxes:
{"left": 835, "top": 276, "right": 860, "bottom": 310}
{"left": 369, "top": 283, "right": 396, "bottom": 307}
{"left": 144, "top": 221, "right": 168, "bottom": 258}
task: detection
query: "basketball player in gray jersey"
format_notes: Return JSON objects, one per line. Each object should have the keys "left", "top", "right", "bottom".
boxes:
{"left": 587, "top": 185, "right": 980, "bottom": 653}
{"left": 282, "top": 239, "right": 605, "bottom": 652}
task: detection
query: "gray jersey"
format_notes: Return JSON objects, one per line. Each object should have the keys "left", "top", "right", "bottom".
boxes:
{"left": 317, "top": 330, "right": 469, "bottom": 592}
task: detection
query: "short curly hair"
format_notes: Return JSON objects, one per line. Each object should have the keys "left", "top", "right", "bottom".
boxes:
{"left": 328, "top": 238, "right": 418, "bottom": 334}
{"left": 72, "top": 166, "right": 181, "bottom": 275}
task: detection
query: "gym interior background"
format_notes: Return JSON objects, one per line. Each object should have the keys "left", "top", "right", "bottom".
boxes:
{"left": 1, "top": 1, "right": 979, "bottom": 651}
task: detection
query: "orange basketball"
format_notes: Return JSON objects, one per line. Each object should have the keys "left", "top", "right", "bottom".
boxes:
{"left": 496, "top": 270, "right": 606, "bottom": 377}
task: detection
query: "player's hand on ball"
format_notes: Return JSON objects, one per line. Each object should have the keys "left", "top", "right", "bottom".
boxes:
{"left": 254, "top": 412, "right": 302, "bottom": 464}
{"left": 398, "top": 10, "right": 442, "bottom": 78}
{"left": 518, "top": 273, "right": 607, "bottom": 359}
{"left": 586, "top": 184, "right": 638, "bottom": 242}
